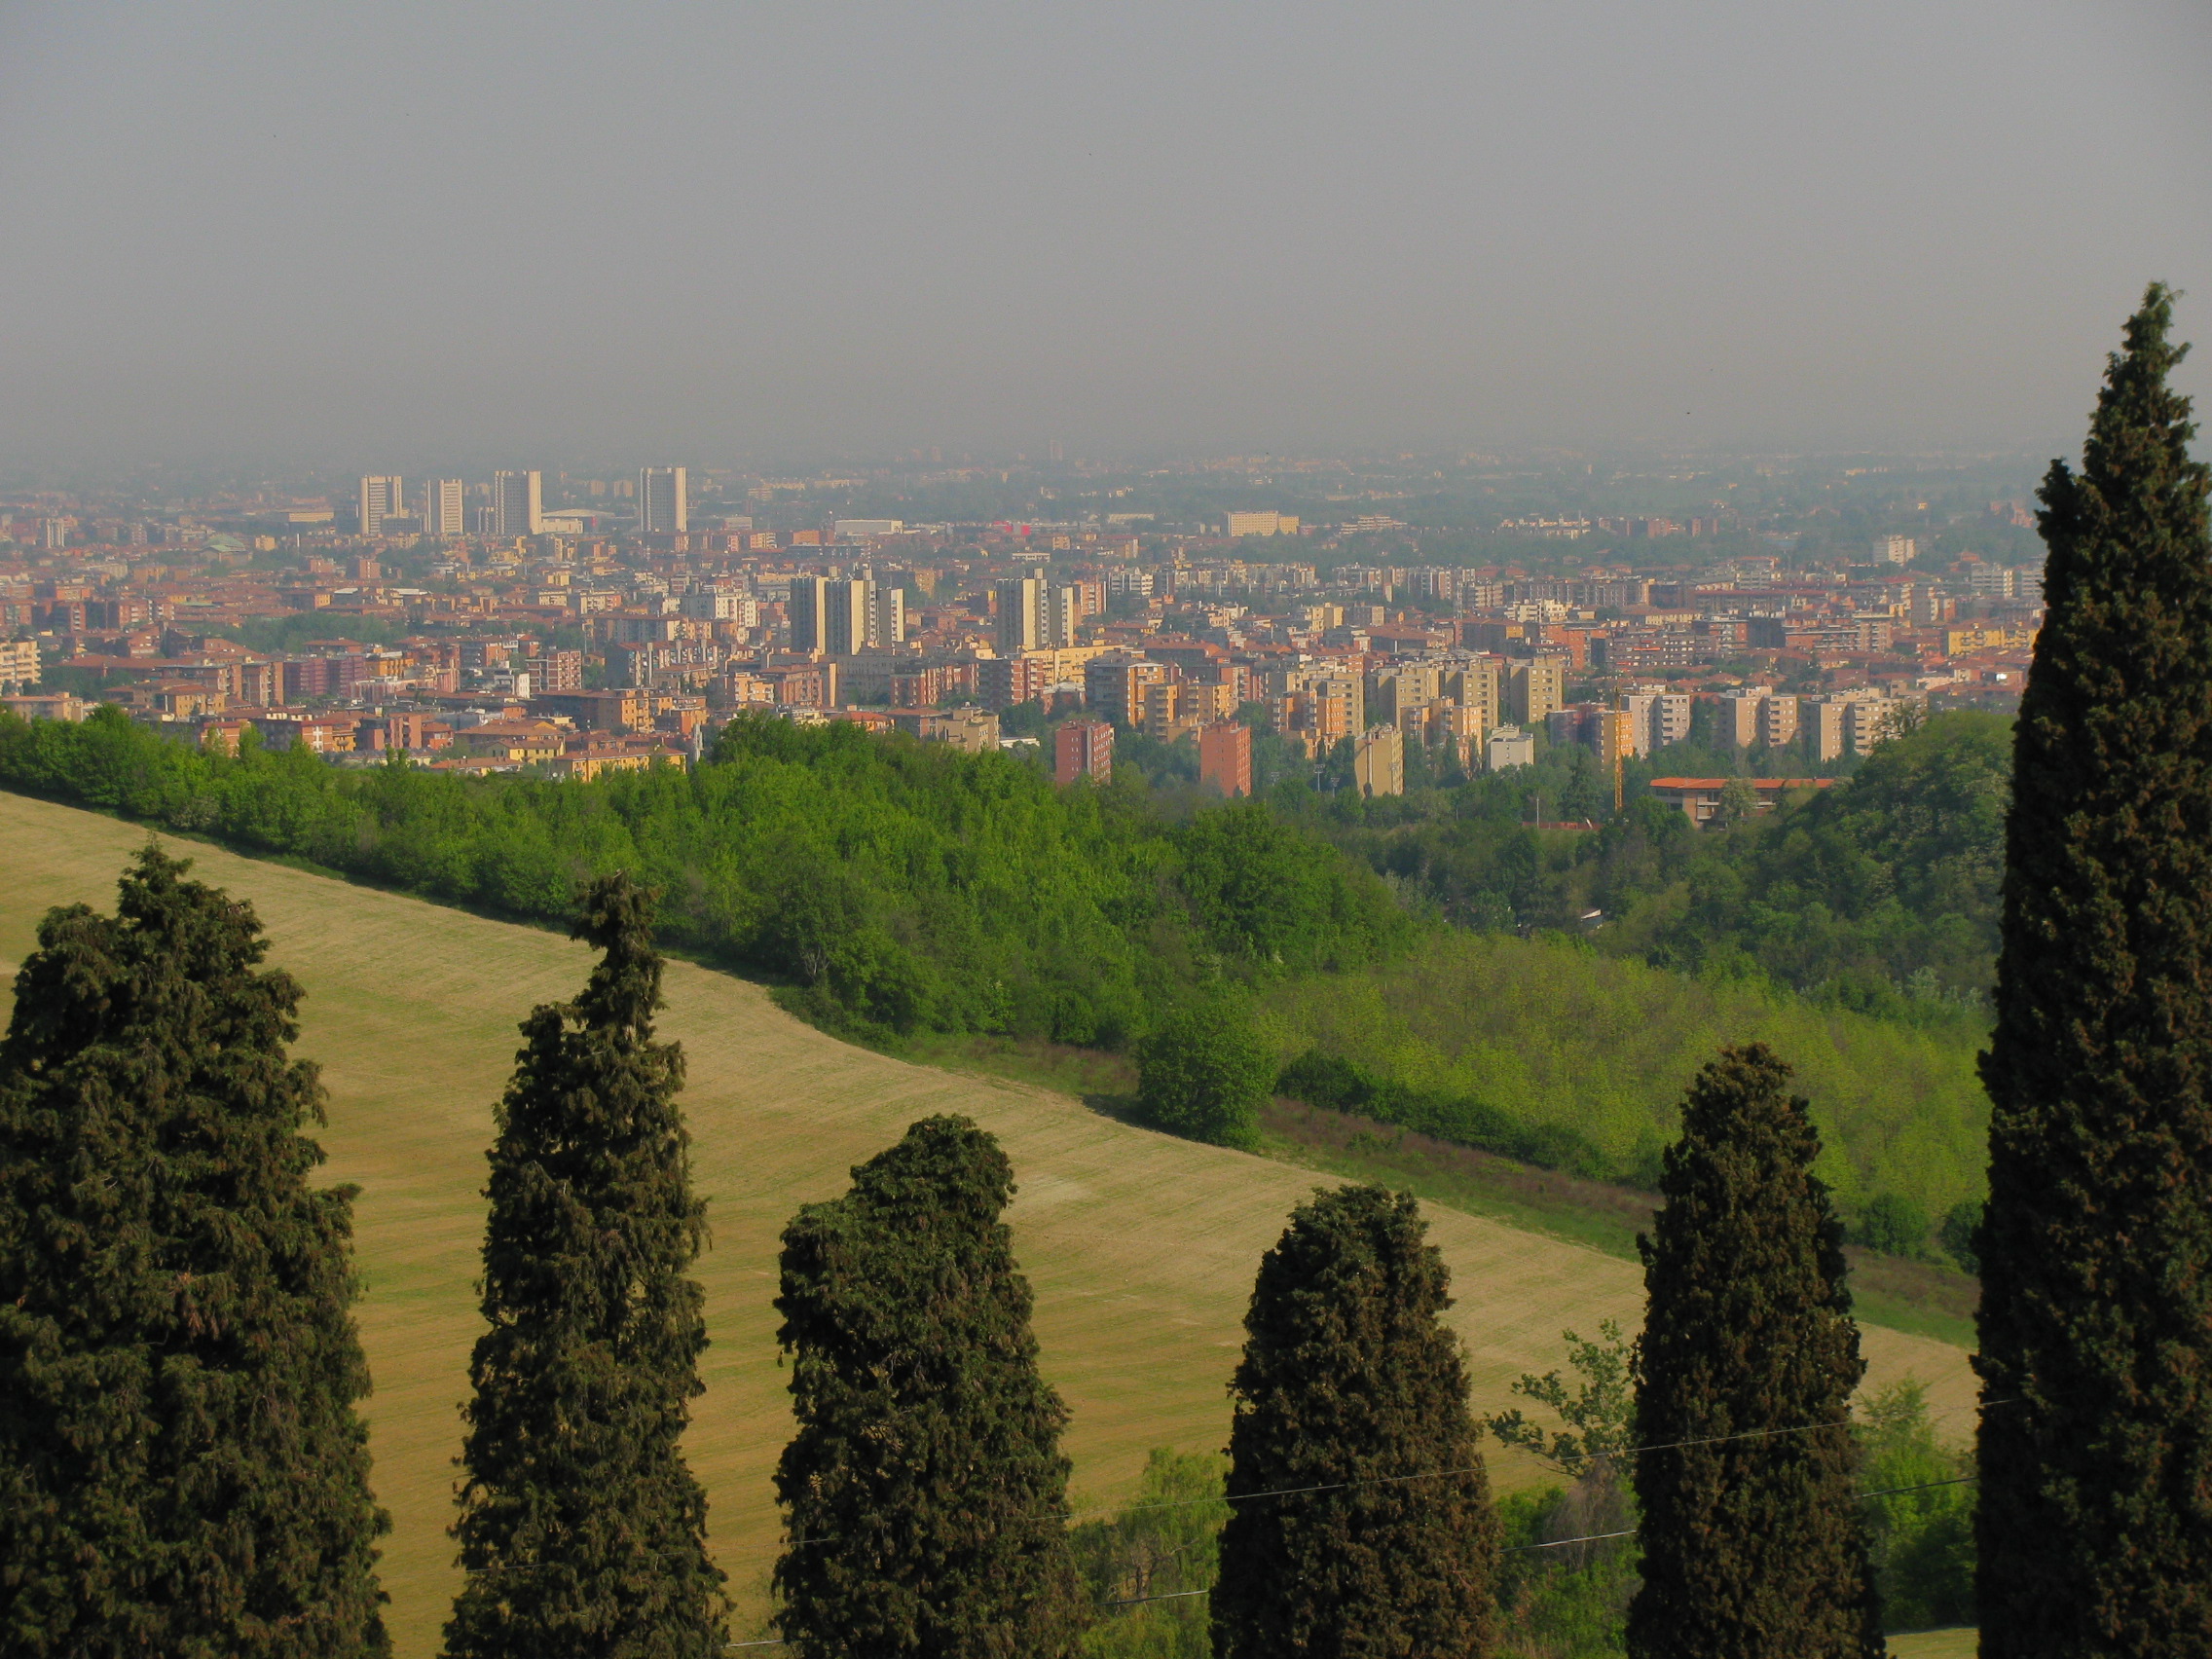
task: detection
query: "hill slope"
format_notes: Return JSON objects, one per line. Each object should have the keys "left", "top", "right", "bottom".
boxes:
{"left": 0, "top": 793, "right": 1975, "bottom": 1658}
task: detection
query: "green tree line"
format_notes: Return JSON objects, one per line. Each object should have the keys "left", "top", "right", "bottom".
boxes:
{"left": 0, "top": 710, "right": 1409, "bottom": 1048}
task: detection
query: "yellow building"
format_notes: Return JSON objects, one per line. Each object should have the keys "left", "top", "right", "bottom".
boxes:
{"left": 1507, "top": 656, "right": 1567, "bottom": 726}
{"left": 456, "top": 719, "right": 567, "bottom": 764}
{"left": 1351, "top": 725, "right": 1405, "bottom": 796}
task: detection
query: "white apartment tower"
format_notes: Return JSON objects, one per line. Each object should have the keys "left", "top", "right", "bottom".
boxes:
{"left": 358, "top": 475, "right": 404, "bottom": 536}
{"left": 422, "top": 478, "right": 466, "bottom": 537}
{"left": 995, "top": 576, "right": 1044, "bottom": 655}
{"left": 995, "top": 575, "right": 1081, "bottom": 655}
{"left": 640, "top": 466, "right": 688, "bottom": 535}
{"left": 790, "top": 576, "right": 905, "bottom": 653}
{"left": 493, "top": 470, "right": 543, "bottom": 537}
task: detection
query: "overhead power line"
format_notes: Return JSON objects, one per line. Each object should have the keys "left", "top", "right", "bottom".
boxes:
{"left": 727, "top": 1472, "right": 1989, "bottom": 1640}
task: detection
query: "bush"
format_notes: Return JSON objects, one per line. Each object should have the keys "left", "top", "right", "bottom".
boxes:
{"left": 1857, "top": 1381, "right": 1974, "bottom": 1631}
{"left": 1937, "top": 1198, "right": 1982, "bottom": 1273}
{"left": 1856, "top": 1192, "right": 1933, "bottom": 1260}
{"left": 1135, "top": 999, "right": 1272, "bottom": 1150}
{"left": 1072, "top": 1450, "right": 1227, "bottom": 1659}
{"left": 1274, "top": 1048, "right": 1615, "bottom": 1179}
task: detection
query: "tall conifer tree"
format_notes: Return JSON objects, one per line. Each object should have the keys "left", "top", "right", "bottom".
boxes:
{"left": 1627, "top": 1045, "right": 1879, "bottom": 1659}
{"left": 0, "top": 845, "right": 389, "bottom": 1656}
{"left": 1977, "top": 283, "right": 2212, "bottom": 1655}
{"left": 773, "top": 1115, "right": 1085, "bottom": 1659}
{"left": 1213, "top": 1184, "right": 1497, "bottom": 1659}
{"left": 447, "top": 873, "right": 725, "bottom": 1659}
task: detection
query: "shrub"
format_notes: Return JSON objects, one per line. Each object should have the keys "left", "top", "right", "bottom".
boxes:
{"left": 1135, "top": 998, "right": 1272, "bottom": 1150}
{"left": 1936, "top": 1199, "right": 1982, "bottom": 1274}
{"left": 1856, "top": 1192, "right": 1933, "bottom": 1260}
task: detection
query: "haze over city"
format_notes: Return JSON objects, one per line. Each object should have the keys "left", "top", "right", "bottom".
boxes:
{"left": 3, "top": 0, "right": 2209, "bottom": 466}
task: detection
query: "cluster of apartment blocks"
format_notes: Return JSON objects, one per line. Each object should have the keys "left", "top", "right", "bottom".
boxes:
{"left": 1548, "top": 684, "right": 1910, "bottom": 764}
{"left": 3, "top": 477, "right": 2028, "bottom": 807}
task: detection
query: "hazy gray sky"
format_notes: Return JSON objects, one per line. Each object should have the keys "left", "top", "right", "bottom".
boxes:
{"left": 2, "top": 0, "right": 2207, "bottom": 466}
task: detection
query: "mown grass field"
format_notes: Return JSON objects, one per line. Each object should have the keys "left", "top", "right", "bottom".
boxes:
{"left": 0, "top": 793, "right": 1979, "bottom": 1658}
{"left": 1886, "top": 1630, "right": 1977, "bottom": 1658}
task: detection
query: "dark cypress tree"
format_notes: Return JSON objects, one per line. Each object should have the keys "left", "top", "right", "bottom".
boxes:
{"left": 0, "top": 844, "right": 389, "bottom": 1656}
{"left": 1213, "top": 1184, "right": 1497, "bottom": 1659}
{"left": 773, "top": 1115, "right": 1085, "bottom": 1659}
{"left": 446, "top": 873, "right": 725, "bottom": 1659}
{"left": 1976, "top": 282, "right": 2212, "bottom": 1656}
{"left": 1627, "top": 1044, "right": 1879, "bottom": 1659}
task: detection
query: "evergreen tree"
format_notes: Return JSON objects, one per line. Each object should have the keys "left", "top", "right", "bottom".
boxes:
{"left": 0, "top": 844, "right": 389, "bottom": 1655}
{"left": 773, "top": 1115, "right": 1085, "bottom": 1659}
{"left": 446, "top": 873, "right": 725, "bottom": 1659}
{"left": 1976, "top": 282, "right": 2212, "bottom": 1655}
{"left": 1627, "top": 1044, "right": 1879, "bottom": 1659}
{"left": 1213, "top": 1184, "right": 1497, "bottom": 1659}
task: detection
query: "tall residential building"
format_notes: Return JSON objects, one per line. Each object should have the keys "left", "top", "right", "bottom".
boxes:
{"left": 1352, "top": 726, "right": 1405, "bottom": 796}
{"left": 639, "top": 466, "right": 688, "bottom": 534}
{"left": 1267, "top": 667, "right": 1363, "bottom": 756}
{"left": 1873, "top": 535, "right": 1917, "bottom": 565}
{"left": 1198, "top": 721, "right": 1252, "bottom": 797}
{"left": 422, "top": 478, "right": 466, "bottom": 537}
{"left": 1084, "top": 652, "right": 1171, "bottom": 727}
{"left": 871, "top": 583, "right": 908, "bottom": 648}
{"left": 995, "top": 576, "right": 1084, "bottom": 655}
{"left": 1506, "top": 656, "right": 1567, "bottom": 726}
{"left": 358, "top": 475, "right": 404, "bottom": 536}
{"left": 1758, "top": 694, "right": 1801, "bottom": 750}
{"left": 1055, "top": 719, "right": 1114, "bottom": 785}
{"left": 995, "top": 577, "right": 1044, "bottom": 655}
{"left": 788, "top": 577, "right": 827, "bottom": 652}
{"left": 493, "top": 470, "right": 543, "bottom": 537}
{"left": 1716, "top": 686, "right": 1765, "bottom": 749}
{"left": 1611, "top": 689, "right": 1693, "bottom": 756}
{"left": 821, "top": 579, "right": 871, "bottom": 655}
{"left": 1801, "top": 696, "right": 1848, "bottom": 763}
{"left": 1593, "top": 708, "right": 1639, "bottom": 783}
{"left": 791, "top": 576, "right": 903, "bottom": 654}
{"left": 1844, "top": 696, "right": 1903, "bottom": 756}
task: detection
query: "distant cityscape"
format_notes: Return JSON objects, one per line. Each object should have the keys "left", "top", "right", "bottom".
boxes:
{"left": 0, "top": 452, "right": 2046, "bottom": 806}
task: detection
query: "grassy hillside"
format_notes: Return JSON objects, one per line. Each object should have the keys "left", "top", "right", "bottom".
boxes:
{"left": 1261, "top": 931, "right": 1990, "bottom": 1224}
{"left": 0, "top": 793, "right": 1976, "bottom": 1659}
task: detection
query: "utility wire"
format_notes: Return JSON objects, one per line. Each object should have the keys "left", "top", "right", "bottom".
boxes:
{"left": 544, "top": 1408, "right": 2014, "bottom": 1582}
{"left": 1038, "top": 1396, "right": 2013, "bottom": 1527}
{"left": 721, "top": 1475, "right": 1987, "bottom": 1642}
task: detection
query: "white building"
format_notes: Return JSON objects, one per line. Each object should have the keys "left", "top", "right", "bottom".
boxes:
{"left": 1485, "top": 724, "right": 1535, "bottom": 772}
{"left": 422, "top": 478, "right": 465, "bottom": 537}
{"left": 493, "top": 470, "right": 543, "bottom": 537}
{"left": 639, "top": 466, "right": 688, "bottom": 535}
{"left": 358, "top": 475, "right": 404, "bottom": 536}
